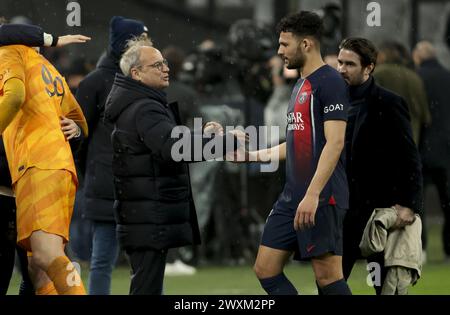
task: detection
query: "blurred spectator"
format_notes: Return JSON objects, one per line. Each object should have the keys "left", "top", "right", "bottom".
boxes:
{"left": 413, "top": 40, "right": 450, "bottom": 262}
{"left": 65, "top": 57, "right": 94, "bottom": 268}
{"left": 324, "top": 54, "right": 339, "bottom": 69}
{"left": 318, "top": 3, "right": 342, "bottom": 56}
{"left": 41, "top": 47, "right": 73, "bottom": 74}
{"left": 66, "top": 57, "right": 93, "bottom": 94}
{"left": 162, "top": 45, "right": 199, "bottom": 275}
{"left": 374, "top": 41, "right": 431, "bottom": 145}
{"left": 261, "top": 55, "right": 299, "bottom": 238}
{"left": 75, "top": 16, "right": 149, "bottom": 295}
{"left": 227, "top": 20, "right": 275, "bottom": 227}
{"left": 187, "top": 41, "right": 253, "bottom": 265}
{"left": 265, "top": 55, "right": 298, "bottom": 146}
{"left": 163, "top": 45, "right": 199, "bottom": 128}
{"left": 445, "top": 13, "right": 450, "bottom": 50}
{"left": 227, "top": 19, "right": 275, "bottom": 105}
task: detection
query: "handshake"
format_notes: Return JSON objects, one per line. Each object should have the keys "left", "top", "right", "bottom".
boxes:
{"left": 203, "top": 121, "right": 250, "bottom": 162}
{"left": 195, "top": 120, "right": 281, "bottom": 173}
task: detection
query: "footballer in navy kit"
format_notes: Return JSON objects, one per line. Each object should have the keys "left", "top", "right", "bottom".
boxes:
{"left": 248, "top": 11, "right": 352, "bottom": 295}
{"left": 267, "top": 63, "right": 349, "bottom": 256}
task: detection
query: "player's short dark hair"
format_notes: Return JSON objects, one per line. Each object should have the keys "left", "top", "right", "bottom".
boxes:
{"left": 276, "top": 11, "right": 323, "bottom": 42}
{"left": 339, "top": 37, "right": 378, "bottom": 69}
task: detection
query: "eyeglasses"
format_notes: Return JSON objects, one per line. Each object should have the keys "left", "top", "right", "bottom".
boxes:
{"left": 139, "top": 59, "right": 169, "bottom": 72}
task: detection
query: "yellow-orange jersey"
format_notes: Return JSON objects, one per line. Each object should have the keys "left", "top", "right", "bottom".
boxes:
{"left": 0, "top": 45, "right": 88, "bottom": 185}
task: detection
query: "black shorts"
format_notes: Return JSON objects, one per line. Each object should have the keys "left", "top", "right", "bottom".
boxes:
{"left": 260, "top": 205, "right": 347, "bottom": 261}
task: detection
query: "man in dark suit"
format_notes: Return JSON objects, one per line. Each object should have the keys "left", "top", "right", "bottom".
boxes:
{"left": 336, "top": 38, "right": 423, "bottom": 294}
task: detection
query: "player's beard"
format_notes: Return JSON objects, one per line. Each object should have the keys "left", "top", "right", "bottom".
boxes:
{"left": 286, "top": 44, "right": 306, "bottom": 70}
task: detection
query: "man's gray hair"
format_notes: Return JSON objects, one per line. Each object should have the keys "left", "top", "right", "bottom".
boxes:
{"left": 119, "top": 35, "right": 153, "bottom": 77}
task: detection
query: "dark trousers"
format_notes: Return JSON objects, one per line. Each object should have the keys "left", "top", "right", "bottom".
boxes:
{"left": 423, "top": 166, "right": 450, "bottom": 255}
{"left": 342, "top": 215, "right": 388, "bottom": 295}
{"left": 0, "top": 227, "right": 15, "bottom": 295}
{"left": 126, "top": 248, "right": 167, "bottom": 295}
{"left": 342, "top": 249, "right": 387, "bottom": 295}
{"left": 0, "top": 195, "right": 34, "bottom": 295}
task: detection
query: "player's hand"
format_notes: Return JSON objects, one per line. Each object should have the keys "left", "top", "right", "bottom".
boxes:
{"left": 203, "top": 121, "right": 224, "bottom": 135}
{"left": 225, "top": 146, "right": 251, "bottom": 162}
{"left": 393, "top": 204, "right": 416, "bottom": 228}
{"left": 60, "top": 116, "right": 81, "bottom": 140}
{"left": 294, "top": 193, "right": 319, "bottom": 231}
{"left": 57, "top": 34, "right": 91, "bottom": 47}
{"left": 228, "top": 129, "right": 249, "bottom": 145}
{"left": 226, "top": 129, "right": 250, "bottom": 162}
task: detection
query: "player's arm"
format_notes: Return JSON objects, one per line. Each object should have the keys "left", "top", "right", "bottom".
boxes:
{"left": 0, "top": 78, "right": 26, "bottom": 134}
{"left": 249, "top": 142, "right": 286, "bottom": 162}
{"left": 203, "top": 121, "right": 284, "bottom": 162}
{"left": 0, "top": 24, "right": 43, "bottom": 46}
{"left": 60, "top": 91, "right": 88, "bottom": 156}
{"left": 223, "top": 141, "right": 286, "bottom": 163}
{"left": 307, "top": 120, "right": 346, "bottom": 197}
{"left": 294, "top": 120, "right": 346, "bottom": 230}
{"left": 61, "top": 87, "right": 88, "bottom": 138}
{"left": 0, "top": 23, "right": 90, "bottom": 47}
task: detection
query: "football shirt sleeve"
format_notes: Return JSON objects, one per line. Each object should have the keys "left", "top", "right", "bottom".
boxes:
{"left": 320, "top": 75, "right": 349, "bottom": 122}
{"left": 0, "top": 52, "right": 26, "bottom": 132}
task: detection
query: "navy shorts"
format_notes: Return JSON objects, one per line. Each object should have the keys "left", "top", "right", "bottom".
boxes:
{"left": 260, "top": 205, "right": 347, "bottom": 261}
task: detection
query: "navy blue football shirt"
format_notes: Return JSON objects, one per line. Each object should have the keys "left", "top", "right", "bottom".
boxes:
{"left": 273, "top": 64, "right": 349, "bottom": 213}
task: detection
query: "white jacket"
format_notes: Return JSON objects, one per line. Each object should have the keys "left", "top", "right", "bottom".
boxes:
{"left": 359, "top": 208, "right": 422, "bottom": 294}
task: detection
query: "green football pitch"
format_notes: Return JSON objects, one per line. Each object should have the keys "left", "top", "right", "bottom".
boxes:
{"left": 6, "top": 221, "right": 450, "bottom": 295}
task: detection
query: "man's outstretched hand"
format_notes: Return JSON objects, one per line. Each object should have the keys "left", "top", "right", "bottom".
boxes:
{"left": 203, "top": 122, "right": 250, "bottom": 162}
{"left": 57, "top": 34, "right": 91, "bottom": 47}
{"left": 225, "top": 129, "right": 249, "bottom": 162}
{"left": 203, "top": 121, "right": 224, "bottom": 136}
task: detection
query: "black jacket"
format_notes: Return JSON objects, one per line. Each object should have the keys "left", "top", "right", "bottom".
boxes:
{"left": 0, "top": 24, "right": 43, "bottom": 46}
{"left": 0, "top": 138, "right": 11, "bottom": 187}
{"left": 75, "top": 52, "right": 119, "bottom": 221}
{"left": 105, "top": 74, "right": 236, "bottom": 250}
{"left": 345, "top": 77, "right": 423, "bottom": 233}
{"left": 417, "top": 58, "right": 450, "bottom": 168}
